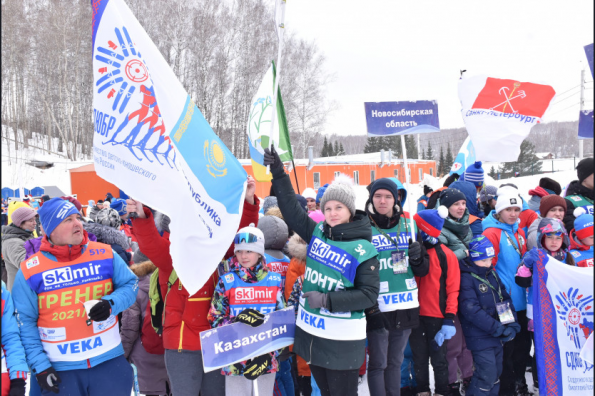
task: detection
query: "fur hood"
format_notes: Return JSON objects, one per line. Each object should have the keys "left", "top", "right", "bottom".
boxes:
{"left": 287, "top": 233, "right": 307, "bottom": 263}
{"left": 83, "top": 221, "right": 130, "bottom": 250}
{"left": 129, "top": 260, "right": 157, "bottom": 277}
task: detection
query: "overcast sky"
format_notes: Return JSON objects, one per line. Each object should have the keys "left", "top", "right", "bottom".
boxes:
{"left": 284, "top": 0, "right": 594, "bottom": 136}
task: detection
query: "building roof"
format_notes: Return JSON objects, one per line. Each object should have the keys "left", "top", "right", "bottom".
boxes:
{"left": 237, "top": 151, "right": 432, "bottom": 166}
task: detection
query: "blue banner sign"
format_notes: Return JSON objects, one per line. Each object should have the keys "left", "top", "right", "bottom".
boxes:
{"left": 578, "top": 110, "right": 593, "bottom": 140}
{"left": 585, "top": 44, "right": 594, "bottom": 79}
{"left": 200, "top": 308, "right": 295, "bottom": 372}
{"left": 364, "top": 100, "right": 440, "bottom": 136}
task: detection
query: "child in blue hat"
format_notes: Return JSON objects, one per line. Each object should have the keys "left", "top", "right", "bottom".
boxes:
{"left": 458, "top": 236, "right": 521, "bottom": 396}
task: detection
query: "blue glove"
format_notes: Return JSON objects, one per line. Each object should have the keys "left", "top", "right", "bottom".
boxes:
{"left": 499, "top": 326, "right": 517, "bottom": 342}
{"left": 522, "top": 247, "right": 539, "bottom": 270}
{"left": 492, "top": 324, "right": 506, "bottom": 338}
{"left": 433, "top": 320, "right": 456, "bottom": 347}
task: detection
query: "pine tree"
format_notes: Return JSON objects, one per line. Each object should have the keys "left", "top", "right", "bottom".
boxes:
{"left": 321, "top": 137, "right": 329, "bottom": 157}
{"left": 445, "top": 143, "right": 454, "bottom": 173}
{"left": 420, "top": 148, "right": 425, "bottom": 160}
{"left": 489, "top": 165, "right": 497, "bottom": 179}
{"left": 364, "top": 137, "right": 380, "bottom": 153}
{"left": 333, "top": 141, "right": 340, "bottom": 157}
{"left": 338, "top": 143, "right": 346, "bottom": 156}
{"left": 438, "top": 146, "right": 445, "bottom": 176}
{"left": 404, "top": 135, "right": 418, "bottom": 159}
{"left": 498, "top": 140, "right": 543, "bottom": 178}
{"left": 426, "top": 140, "right": 434, "bottom": 160}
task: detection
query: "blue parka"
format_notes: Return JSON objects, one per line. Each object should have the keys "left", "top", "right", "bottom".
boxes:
{"left": 1, "top": 281, "right": 30, "bottom": 379}
{"left": 482, "top": 211, "right": 527, "bottom": 311}
{"left": 458, "top": 257, "right": 517, "bottom": 351}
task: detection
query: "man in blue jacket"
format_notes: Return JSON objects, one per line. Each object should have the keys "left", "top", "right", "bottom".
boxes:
{"left": 12, "top": 198, "right": 138, "bottom": 395}
{"left": 459, "top": 236, "right": 521, "bottom": 396}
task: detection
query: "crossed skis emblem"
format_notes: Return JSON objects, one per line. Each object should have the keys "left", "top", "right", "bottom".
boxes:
{"left": 490, "top": 82, "right": 526, "bottom": 113}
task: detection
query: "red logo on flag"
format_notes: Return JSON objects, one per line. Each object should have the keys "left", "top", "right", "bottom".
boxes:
{"left": 471, "top": 78, "right": 555, "bottom": 117}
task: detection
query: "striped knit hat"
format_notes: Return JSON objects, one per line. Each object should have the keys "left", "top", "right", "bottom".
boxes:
{"left": 463, "top": 161, "right": 484, "bottom": 188}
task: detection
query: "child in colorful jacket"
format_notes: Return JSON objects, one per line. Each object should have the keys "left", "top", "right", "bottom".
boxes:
{"left": 1, "top": 281, "right": 29, "bottom": 396}
{"left": 569, "top": 208, "right": 594, "bottom": 267}
{"left": 410, "top": 208, "right": 461, "bottom": 396}
{"left": 208, "top": 225, "right": 286, "bottom": 396}
{"left": 459, "top": 237, "right": 520, "bottom": 396}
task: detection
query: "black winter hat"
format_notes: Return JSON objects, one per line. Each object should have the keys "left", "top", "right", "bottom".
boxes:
{"left": 423, "top": 185, "right": 434, "bottom": 196}
{"left": 439, "top": 188, "right": 466, "bottom": 208}
{"left": 577, "top": 157, "right": 594, "bottom": 183}
{"left": 369, "top": 178, "right": 400, "bottom": 202}
{"left": 539, "top": 177, "right": 562, "bottom": 195}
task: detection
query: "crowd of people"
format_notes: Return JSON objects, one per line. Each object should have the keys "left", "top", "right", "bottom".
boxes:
{"left": 0, "top": 155, "right": 593, "bottom": 396}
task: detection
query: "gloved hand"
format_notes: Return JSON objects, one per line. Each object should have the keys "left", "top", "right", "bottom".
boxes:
{"left": 433, "top": 320, "right": 456, "bottom": 347}
{"left": 243, "top": 354, "right": 272, "bottom": 380}
{"left": 36, "top": 367, "right": 61, "bottom": 394}
{"left": 443, "top": 173, "right": 460, "bottom": 187}
{"left": 234, "top": 308, "right": 266, "bottom": 327}
{"left": 263, "top": 145, "right": 283, "bottom": 170}
{"left": 522, "top": 247, "right": 539, "bottom": 270}
{"left": 500, "top": 326, "right": 517, "bottom": 342}
{"left": 9, "top": 378, "right": 26, "bottom": 396}
{"left": 408, "top": 239, "right": 425, "bottom": 267}
{"left": 88, "top": 299, "right": 113, "bottom": 322}
{"left": 365, "top": 306, "right": 390, "bottom": 332}
{"left": 303, "top": 291, "right": 328, "bottom": 309}
{"left": 492, "top": 324, "right": 506, "bottom": 338}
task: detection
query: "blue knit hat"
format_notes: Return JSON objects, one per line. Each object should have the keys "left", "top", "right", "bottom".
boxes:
{"left": 469, "top": 236, "right": 496, "bottom": 262}
{"left": 370, "top": 178, "right": 400, "bottom": 202}
{"left": 295, "top": 194, "right": 308, "bottom": 213}
{"left": 110, "top": 198, "right": 127, "bottom": 216}
{"left": 413, "top": 206, "right": 448, "bottom": 238}
{"left": 463, "top": 161, "right": 484, "bottom": 188}
{"left": 316, "top": 184, "right": 329, "bottom": 204}
{"left": 38, "top": 198, "right": 80, "bottom": 238}
{"left": 574, "top": 207, "right": 594, "bottom": 240}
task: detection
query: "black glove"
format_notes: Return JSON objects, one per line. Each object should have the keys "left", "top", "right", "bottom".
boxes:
{"left": 88, "top": 299, "right": 113, "bottom": 322}
{"left": 243, "top": 354, "right": 272, "bottom": 380}
{"left": 365, "top": 306, "right": 390, "bottom": 332}
{"left": 408, "top": 239, "right": 424, "bottom": 266}
{"left": 443, "top": 173, "right": 460, "bottom": 187}
{"left": 234, "top": 308, "right": 266, "bottom": 327}
{"left": 9, "top": 378, "right": 26, "bottom": 396}
{"left": 263, "top": 145, "right": 283, "bottom": 170}
{"left": 36, "top": 367, "right": 61, "bottom": 394}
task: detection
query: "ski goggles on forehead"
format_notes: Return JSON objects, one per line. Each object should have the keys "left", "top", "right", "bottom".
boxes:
{"left": 234, "top": 232, "right": 259, "bottom": 244}
{"left": 544, "top": 231, "right": 563, "bottom": 237}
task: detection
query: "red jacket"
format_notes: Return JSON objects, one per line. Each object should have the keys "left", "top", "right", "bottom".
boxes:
{"left": 415, "top": 243, "right": 460, "bottom": 320}
{"left": 519, "top": 209, "right": 539, "bottom": 233}
{"left": 131, "top": 198, "right": 260, "bottom": 351}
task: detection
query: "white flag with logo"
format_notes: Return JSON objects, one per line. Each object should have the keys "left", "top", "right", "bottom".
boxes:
{"left": 91, "top": 0, "right": 247, "bottom": 294}
{"left": 458, "top": 75, "right": 556, "bottom": 162}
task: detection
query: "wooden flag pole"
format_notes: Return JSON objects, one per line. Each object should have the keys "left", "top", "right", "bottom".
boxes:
{"left": 400, "top": 135, "right": 417, "bottom": 241}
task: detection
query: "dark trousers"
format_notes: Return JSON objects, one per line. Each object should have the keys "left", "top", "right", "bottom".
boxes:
{"left": 367, "top": 327, "right": 411, "bottom": 396}
{"left": 30, "top": 355, "right": 133, "bottom": 396}
{"left": 467, "top": 346, "right": 503, "bottom": 396}
{"left": 274, "top": 359, "right": 295, "bottom": 396}
{"left": 309, "top": 364, "right": 359, "bottom": 396}
{"left": 409, "top": 316, "right": 449, "bottom": 395}
{"left": 499, "top": 310, "right": 531, "bottom": 395}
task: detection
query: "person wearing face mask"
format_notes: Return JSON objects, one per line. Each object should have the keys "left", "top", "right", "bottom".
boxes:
{"left": 526, "top": 195, "right": 567, "bottom": 251}
{"left": 364, "top": 179, "right": 429, "bottom": 396}
{"left": 264, "top": 146, "right": 380, "bottom": 396}
{"left": 459, "top": 236, "right": 520, "bottom": 396}
{"left": 1, "top": 207, "right": 37, "bottom": 291}
{"left": 481, "top": 193, "right": 530, "bottom": 396}
{"left": 436, "top": 188, "right": 475, "bottom": 395}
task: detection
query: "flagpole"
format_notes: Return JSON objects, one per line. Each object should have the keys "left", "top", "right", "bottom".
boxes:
{"left": 291, "top": 158, "right": 301, "bottom": 194}
{"left": 266, "top": 0, "right": 286, "bottom": 175}
{"left": 400, "top": 135, "right": 417, "bottom": 241}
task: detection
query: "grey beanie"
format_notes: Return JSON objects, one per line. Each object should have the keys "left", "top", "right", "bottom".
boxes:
{"left": 479, "top": 185, "right": 498, "bottom": 203}
{"left": 262, "top": 196, "right": 278, "bottom": 215}
{"left": 258, "top": 215, "right": 289, "bottom": 250}
{"left": 320, "top": 173, "right": 357, "bottom": 216}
